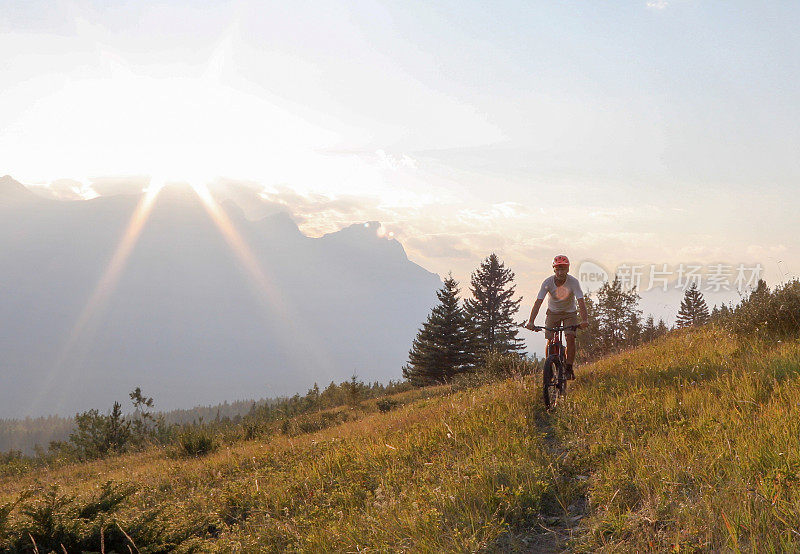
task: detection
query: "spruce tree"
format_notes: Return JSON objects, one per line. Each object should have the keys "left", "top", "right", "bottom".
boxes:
{"left": 676, "top": 283, "right": 710, "bottom": 327}
{"left": 655, "top": 318, "right": 669, "bottom": 338}
{"left": 403, "top": 274, "right": 472, "bottom": 386}
{"left": 641, "top": 314, "right": 657, "bottom": 343}
{"left": 576, "top": 294, "right": 602, "bottom": 361}
{"left": 593, "top": 276, "right": 642, "bottom": 354}
{"left": 463, "top": 254, "right": 525, "bottom": 356}
{"left": 625, "top": 311, "right": 643, "bottom": 346}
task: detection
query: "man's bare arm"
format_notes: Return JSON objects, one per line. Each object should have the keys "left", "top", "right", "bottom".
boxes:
{"left": 578, "top": 298, "right": 589, "bottom": 329}
{"left": 525, "top": 298, "right": 544, "bottom": 329}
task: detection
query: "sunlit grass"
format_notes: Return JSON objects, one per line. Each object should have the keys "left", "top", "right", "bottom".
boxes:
{"left": 3, "top": 327, "right": 800, "bottom": 551}
{"left": 559, "top": 326, "right": 800, "bottom": 552}
{"left": 1, "top": 381, "right": 561, "bottom": 552}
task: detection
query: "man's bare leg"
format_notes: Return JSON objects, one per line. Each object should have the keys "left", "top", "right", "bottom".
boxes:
{"left": 566, "top": 335, "right": 576, "bottom": 365}
{"left": 566, "top": 334, "right": 576, "bottom": 379}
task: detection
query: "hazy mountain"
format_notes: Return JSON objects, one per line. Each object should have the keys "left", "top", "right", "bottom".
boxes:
{"left": 0, "top": 176, "right": 440, "bottom": 418}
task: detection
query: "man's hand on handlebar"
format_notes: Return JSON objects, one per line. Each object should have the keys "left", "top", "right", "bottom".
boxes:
{"left": 522, "top": 321, "right": 587, "bottom": 332}
{"left": 523, "top": 320, "right": 537, "bottom": 331}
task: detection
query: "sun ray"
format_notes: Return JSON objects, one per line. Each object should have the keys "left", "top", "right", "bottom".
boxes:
{"left": 64, "top": 183, "right": 163, "bottom": 351}
{"left": 32, "top": 179, "right": 332, "bottom": 415}
{"left": 192, "top": 183, "right": 332, "bottom": 379}
{"left": 193, "top": 183, "right": 290, "bottom": 317}
{"left": 28, "top": 183, "right": 163, "bottom": 415}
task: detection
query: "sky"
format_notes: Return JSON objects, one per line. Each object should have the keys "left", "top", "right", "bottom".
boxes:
{"left": 1, "top": 0, "right": 798, "bottom": 325}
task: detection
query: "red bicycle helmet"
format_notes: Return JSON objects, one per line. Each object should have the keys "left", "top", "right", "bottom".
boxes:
{"left": 552, "top": 255, "right": 570, "bottom": 267}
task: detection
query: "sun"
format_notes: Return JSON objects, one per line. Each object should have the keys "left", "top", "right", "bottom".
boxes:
{"left": 145, "top": 174, "right": 213, "bottom": 197}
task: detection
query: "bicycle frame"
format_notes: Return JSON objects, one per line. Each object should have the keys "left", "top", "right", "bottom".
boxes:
{"left": 529, "top": 324, "right": 579, "bottom": 409}
{"left": 546, "top": 332, "right": 565, "bottom": 359}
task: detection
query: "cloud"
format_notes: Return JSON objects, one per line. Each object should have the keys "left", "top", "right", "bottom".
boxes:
{"left": 745, "top": 244, "right": 788, "bottom": 258}
{"left": 259, "top": 187, "right": 383, "bottom": 236}
{"left": 232, "top": 182, "right": 707, "bottom": 295}
{"left": 375, "top": 150, "right": 418, "bottom": 171}
{"left": 246, "top": 184, "right": 508, "bottom": 268}
{"left": 404, "top": 235, "right": 474, "bottom": 260}
{"left": 518, "top": 234, "right": 573, "bottom": 260}
{"left": 27, "top": 179, "right": 98, "bottom": 200}
{"left": 89, "top": 176, "right": 149, "bottom": 196}
{"left": 646, "top": 0, "right": 669, "bottom": 10}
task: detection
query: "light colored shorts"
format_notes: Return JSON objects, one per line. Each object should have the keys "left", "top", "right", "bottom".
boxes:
{"left": 544, "top": 310, "right": 578, "bottom": 339}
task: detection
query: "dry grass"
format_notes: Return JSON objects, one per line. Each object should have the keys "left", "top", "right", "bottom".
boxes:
{"left": 3, "top": 327, "right": 800, "bottom": 552}
{"left": 560, "top": 326, "right": 800, "bottom": 552}
{"left": 2, "top": 380, "right": 562, "bottom": 552}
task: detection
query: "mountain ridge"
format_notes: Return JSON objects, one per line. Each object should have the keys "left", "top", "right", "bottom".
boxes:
{"left": 0, "top": 176, "right": 440, "bottom": 418}
{"left": 0, "top": 175, "right": 43, "bottom": 203}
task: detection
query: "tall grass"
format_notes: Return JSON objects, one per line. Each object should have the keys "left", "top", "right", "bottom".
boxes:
{"left": 2, "top": 326, "right": 800, "bottom": 551}
{"left": 0, "top": 383, "right": 565, "bottom": 552}
{"left": 558, "top": 326, "right": 800, "bottom": 551}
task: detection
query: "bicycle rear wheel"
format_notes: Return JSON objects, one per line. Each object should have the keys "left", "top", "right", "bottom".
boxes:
{"left": 542, "top": 355, "right": 562, "bottom": 409}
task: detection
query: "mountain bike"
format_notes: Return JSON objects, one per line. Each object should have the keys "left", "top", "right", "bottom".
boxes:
{"left": 531, "top": 324, "right": 580, "bottom": 409}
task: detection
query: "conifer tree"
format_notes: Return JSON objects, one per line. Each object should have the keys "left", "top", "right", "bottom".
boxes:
{"left": 403, "top": 274, "right": 472, "bottom": 386}
{"left": 463, "top": 254, "right": 525, "bottom": 356}
{"left": 751, "top": 278, "right": 768, "bottom": 298}
{"left": 641, "top": 314, "right": 657, "bottom": 343}
{"left": 676, "top": 283, "right": 710, "bottom": 327}
{"left": 576, "top": 294, "right": 603, "bottom": 361}
{"left": 655, "top": 318, "right": 669, "bottom": 338}
{"left": 625, "top": 311, "right": 643, "bottom": 346}
{"left": 593, "top": 276, "right": 642, "bottom": 354}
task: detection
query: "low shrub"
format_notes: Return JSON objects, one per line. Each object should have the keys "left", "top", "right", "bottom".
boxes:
{"left": 376, "top": 398, "right": 399, "bottom": 413}
{"left": 0, "top": 450, "right": 34, "bottom": 478}
{"left": 177, "top": 425, "right": 218, "bottom": 457}
{"left": 448, "top": 370, "right": 494, "bottom": 391}
{"left": 280, "top": 410, "right": 351, "bottom": 437}
{"left": 723, "top": 279, "right": 800, "bottom": 339}
{"left": 0, "top": 482, "right": 215, "bottom": 552}
{"left": 483, "top": 350, "right": 539, "bottom": 377}
{"left": 219, "top": 488, "right": 261, "bottom": 526}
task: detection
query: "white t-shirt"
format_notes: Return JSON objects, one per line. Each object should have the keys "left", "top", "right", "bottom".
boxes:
{"left": 537, "top": 275, "right": 584, "bottom": 313}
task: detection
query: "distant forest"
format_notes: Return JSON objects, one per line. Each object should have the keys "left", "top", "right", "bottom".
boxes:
{"left": 1, "top": 397, "right": 277, "bottom": 455}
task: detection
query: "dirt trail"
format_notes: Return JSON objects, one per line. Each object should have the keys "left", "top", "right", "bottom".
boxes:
{"left": 514, "top": 405, "right": 588, "bottom": 553}
{"left": 486, "top": 384, "right": 590, "bottom": 553}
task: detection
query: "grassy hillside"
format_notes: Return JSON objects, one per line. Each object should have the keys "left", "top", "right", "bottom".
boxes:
{"left": 2, "top": 326, "right": 799, "bottom": 552}
{"left": 561, "top": 326, "right": 800, "bottom": 552}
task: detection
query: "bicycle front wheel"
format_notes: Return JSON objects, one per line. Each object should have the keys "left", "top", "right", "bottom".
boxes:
{"left": 542, "top": 355, "right": 562, "bottom": 409}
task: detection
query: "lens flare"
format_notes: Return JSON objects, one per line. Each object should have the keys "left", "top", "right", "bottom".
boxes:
{"left": 31, "top": 179, "right": 334, "bottom": 415}
{"left": 191, "top": 183, "right": 331, "bottom": 378}
{"left": 29, "top": 183, "right": 163, "bottom": 414}
{"left": 192, "top": 183, "right": 289, "bottom": 316}
{"left": 65, "top": 184, "right": 162, "bottom": 348}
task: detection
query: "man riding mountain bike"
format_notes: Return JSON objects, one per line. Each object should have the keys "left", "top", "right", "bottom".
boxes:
{"left": 524, "top": 255, "right": 589, "bottom": 380}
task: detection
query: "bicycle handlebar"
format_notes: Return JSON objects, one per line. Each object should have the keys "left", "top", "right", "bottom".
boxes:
{"left": 535, "top": 325, "right": 579, "bottom": 332}
{"left": 519, "top": 323, "right": 580, "bottom": 332}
